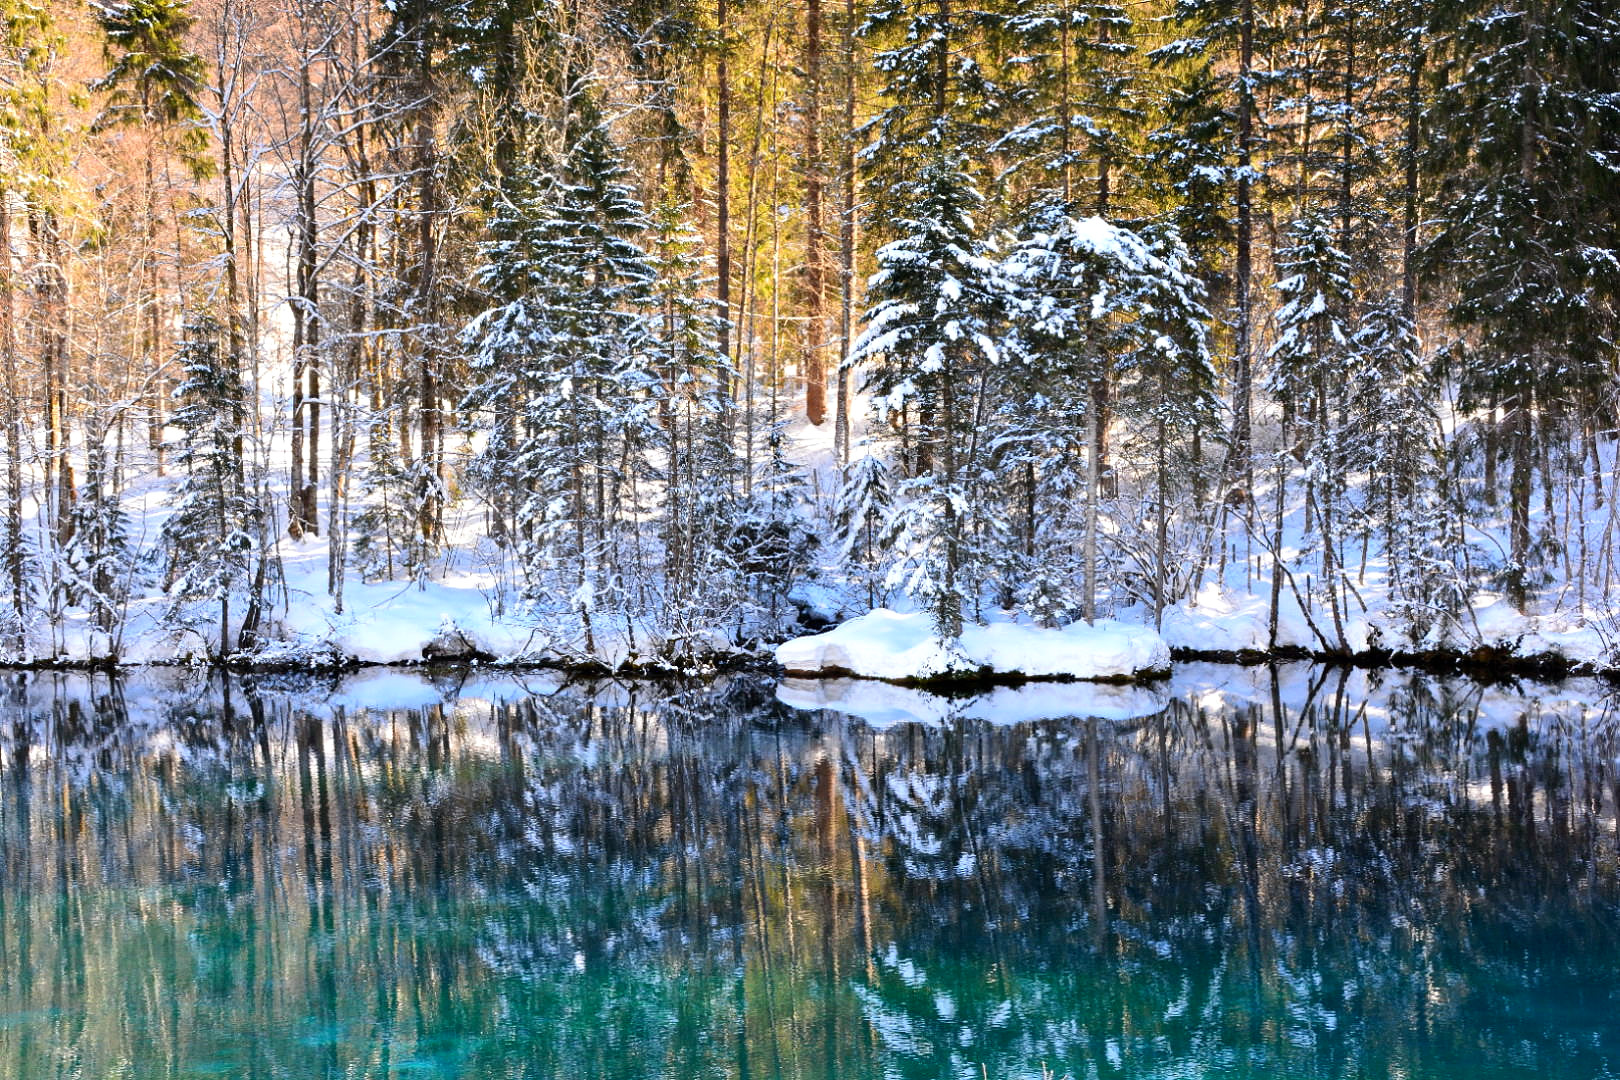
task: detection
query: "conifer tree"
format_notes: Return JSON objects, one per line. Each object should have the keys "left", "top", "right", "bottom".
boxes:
{"left": 1267, "top": 210, "right": 1354, "bottom": 646}
{"left": 1422, "top": 0, "right": 1620, "bottom": 611}
{"left": 162, "top": 315, "right": 255, "bottom": 657}
{"left": 647, "top": 200, "right": 750, "bottom": 634}
{"left": 851, "top": 153, "right": 1004, "bottom": 638}
{"left": 461, "top": 114, "right": 661, "bottom": 651}
{"left": 91, "top": 0, "right": 209, "bottom": 166}
{"left": 91, "top": 0, "right": 210, "bottom": 476}
{"left": 995, "top": 0, "right": 1138, "bottom": 213}
{"left": 1346, "top": 301, "right": 1459, "bottom": 638}
{"left": 1002, "top": 206, "right": 1213, "bottom": 623}
{"left": 0, "top": 0, "right": 70, "bottom": 649}
{"left": 1154, "top": 0, "right": 1271, "bottom": 498}
{"left": 63, "top": 433, "right": 132, "bottom": 642}
{"left": 833, "top": 451, "right": 894, "bottom": 610}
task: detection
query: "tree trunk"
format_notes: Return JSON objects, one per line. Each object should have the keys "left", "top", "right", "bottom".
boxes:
{"left": 1154, "top": 397, "right": 1168, "bottom": 628}
{"left": 803, "top": 0, "right": 827, "bottom": 425}
{"left": 290, "top": 46, "right": 321, "bottom": 537}
{"left": 38, "top": 215, "right": 73, "bottom": 547}
{"left": 0, "top": 194, "right": 27, "bottom": 643}
{"left": 835, "top": 0, "right": 858, "bottom": 466}
{"left": 738, "top": 22, "right": 777, "bottom": 494}
{"left": 1400, "top": 29, "right": 1423, "bottom": 324}
{"left": 1232, "top": 0, "right": 1255, "bottom": 492}
{"left": 145, "top": 141, "right": 166, "bottom": 476}
{"left": 1506, "top": 387, "right": 1533, "bottom": 613}
{"left": 1084, "top": 388, "right": 1100, "bottom": 624}
{"left": 1483, "top": 386, "right": 1498, "bottom": 505}
{"left": 417, "top": 102, "right": 441, "bottom": 546}
{"left": 939, "top": 368, "right": 962, "bottom": 637}
{"left": 716, "top": 0, "right": 732, "bottom": 372}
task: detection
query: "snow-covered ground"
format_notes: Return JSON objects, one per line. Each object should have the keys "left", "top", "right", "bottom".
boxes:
{"left": 778, "top": 390, "right": 1620, "bottom": 677}
{"left": 1125, "top": 581, "right": 1614, "bottom": 668}
{"left": 7, "top": 343, "right": 1618, "bottom": 676}
{"left": 775, "top": 608, "right": 1170, "bottom": 683}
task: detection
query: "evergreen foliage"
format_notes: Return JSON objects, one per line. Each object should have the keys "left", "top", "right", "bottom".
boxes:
{"left": 851, "top": 152, "right": 1005, "bottom": 637}
{"left": 162, "top": 315, "right": 255, "bottom": 656}
{"left": 90, "top": 0, "right": 210, "bottom": 172}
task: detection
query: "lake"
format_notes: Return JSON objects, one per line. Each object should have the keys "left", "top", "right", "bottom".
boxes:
{"left": 1, "top": 664, "right": 1617, "bottom": 1078}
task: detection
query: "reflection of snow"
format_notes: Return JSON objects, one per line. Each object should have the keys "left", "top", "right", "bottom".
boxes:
{"left": 777, "top": 677, "right": 1170, "bottom": 728}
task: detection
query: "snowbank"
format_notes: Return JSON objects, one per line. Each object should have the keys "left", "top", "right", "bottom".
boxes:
{"left": 774, "top": 608, "right": 1171, "bottom": 683}
{"left": 276, "top": 572, "right": 541, "bottom": 665}
{"left": 1465, "top": 594, "right": 1612, "bottom": 667}
{"left": 1148, "top": 584, "right": 1615, "bottom": 671}
{"left": 1153, "top": 583, "right": 1377, "bottom": 654}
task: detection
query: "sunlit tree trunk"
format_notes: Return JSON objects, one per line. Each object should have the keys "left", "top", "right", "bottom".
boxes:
{"left": 803, "top": 0, "right": 827, "bottom": 425}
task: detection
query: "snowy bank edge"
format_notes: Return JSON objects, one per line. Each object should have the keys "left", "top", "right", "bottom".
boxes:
{"left": 773, "top": 609, "right": 1174, "bottom": 686}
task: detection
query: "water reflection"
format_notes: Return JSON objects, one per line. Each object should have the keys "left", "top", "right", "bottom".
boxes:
{"left": 1, "top": 665, "right": 1617, "bottom": 1079}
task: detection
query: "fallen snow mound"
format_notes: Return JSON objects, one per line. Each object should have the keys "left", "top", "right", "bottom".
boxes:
{"left": 774, "top": 608, "right": 1171, "bottom": 682}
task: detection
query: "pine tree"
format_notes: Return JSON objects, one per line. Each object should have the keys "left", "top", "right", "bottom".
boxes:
{"left": 832, "top": 450, "right": 894, "bottom": 610}
{"left": 729, "top": 415, "right": 816, "bottom": 638}
{"left": 850, "top": 153, "right": 1005, "bottom": 638}
{"left": 64, "top": 427, "right": 133, "bottom": 641}
{"left": 646, "top": 200, "right": 754, "bottom": 643}
{"left": 860, "top": 0, "right": 1002, "bottom": 159}
{"left": 0, "top": 0, "right": 69, "bottom": 651}
{"left": 162, "top": 315, "right": 255, "bottom": 658}
{"left": 460, "top": 115, "right": 662, "bottom": 652}
{"left": 1145, "top": 66, "right": 1233, "bottom": 283}
{"left": 375, "top": 0, "right": 462, "bottom": 550}
{"left": 91, "top": 0, "right": 211, "bottom": 477}
{"left": 91, "top": 0, "right": 209, "bottom": 166}
{"left": 1346, "top": 301, "right": 1459, "bottom": 639}
{"left": 1267, "top": 210, "right": 1354, "bottom": 647}
{"left": 994, "top": 0, "right": 1138, "bottom": 214}
{"left": 349, "top": 413, "right": 425, "bottom": 581}
{"left": 1002, "top": 205, "right": 1213, "bottom": 623}
{"left": 1152, "top": 0, "right": 1273, "bottom": 498}
{"left": 1422, "top": 0, "right": 1620, "bottom": 612}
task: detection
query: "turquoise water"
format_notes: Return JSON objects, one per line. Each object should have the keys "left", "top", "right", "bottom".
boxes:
{"left": 1, "top": 667, "right": 1617, "bottom": 1078}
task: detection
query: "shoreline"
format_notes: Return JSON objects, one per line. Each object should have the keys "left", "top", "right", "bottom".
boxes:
{"left": 0, "top": 641, "right": 1611, "bottom": 686}
{"left": 1167, "top": 643, "right": 1617, "bottom": 685}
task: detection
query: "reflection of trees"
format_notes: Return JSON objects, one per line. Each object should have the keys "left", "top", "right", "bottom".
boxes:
{"left": 0, "top": 668, "right": 1616, "bottom": 1078}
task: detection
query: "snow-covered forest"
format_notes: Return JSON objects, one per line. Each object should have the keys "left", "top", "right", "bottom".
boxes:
{"left": 0, "top": 0, "right": 1616, "bottom": 669}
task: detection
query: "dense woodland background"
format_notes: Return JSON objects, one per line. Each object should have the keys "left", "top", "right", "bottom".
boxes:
{"left": 0, "top": 0, "right": 1616, "bottom": 660}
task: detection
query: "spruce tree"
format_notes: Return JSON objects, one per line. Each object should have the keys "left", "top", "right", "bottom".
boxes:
{"left": 994, "top": 0, "right": 1138, "bottom": 214}
{"left": 1267, "top": 210, "right": 1354, "bottom": 646}
{"left": 1347, "top": 301, "right": 1459, "bottom": 639}
{"left": 91, "top": 0, "right": 210, "bottom": 168}
{"left": 832, "top": 451, "right": 894, "bottom": 610}
{"left": 460, "top": 114, "right": 662, "bottom": 652}
{"left": 1422, "top": 0, "right": 1620, "bottom": 612}
{"left": 850, "top": 153, "right": 1005, "bottom": 638}
{"left": 64, "top": 423, "right": 133, "bottom": 641}
{"left": 162, "top": 315, "right": 255, "bottom": 657}
{"left": 1002, "top": 205, "right": 1213, "bottom": 623}
{"left": 91, "top": 0, "right": 211, "bottom": 478}
{"left": 646, "top": 200, "right": 755, "bottom": 641}
{"left": 1152, "top": 0, "right": 1274, "bottom": 496}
